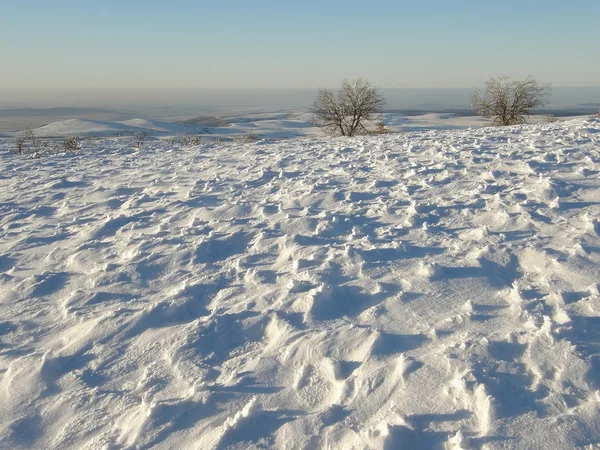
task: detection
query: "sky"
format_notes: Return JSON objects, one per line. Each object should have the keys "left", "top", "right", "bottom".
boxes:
{"left": 1, "top": 0, "right": 599, "bottom": 91}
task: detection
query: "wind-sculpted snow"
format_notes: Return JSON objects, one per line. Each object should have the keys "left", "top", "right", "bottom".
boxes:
{"left": 1, "top": 118, "right": 600, "bottom": 449}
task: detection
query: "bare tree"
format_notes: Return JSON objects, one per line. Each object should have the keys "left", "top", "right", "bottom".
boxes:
{"left": 312, "top": 78, "right": 386, "bottom": 136}
{"left": 471, "top": 76, "right": 550, "bottom": 126}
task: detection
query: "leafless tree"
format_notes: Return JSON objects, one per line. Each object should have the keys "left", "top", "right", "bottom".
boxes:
{"left": 312, "top": 78, "right": 386, "bottom": 136}
{"left": 471, "top": 76, "right": 550, "bottom": 126}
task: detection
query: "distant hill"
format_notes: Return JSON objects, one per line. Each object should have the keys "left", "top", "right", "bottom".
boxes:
{"left": 119, "top": 119, "right": 201, "bottom": 134}
{"left": 176, "top": 116, "right": 237, "bottom": 127}
{"left": 0, "top": 108, "right": 137, "bottom": 132}
{"left": 0, "top": 107, "right": 131, "bottom": 119}
{"left": 177, "top": 112, "right": 303, "bottom": 127}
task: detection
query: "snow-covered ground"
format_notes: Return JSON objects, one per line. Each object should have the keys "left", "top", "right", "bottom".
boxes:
{"left": 1, "top": 117, "right": 600, "bottom": 449}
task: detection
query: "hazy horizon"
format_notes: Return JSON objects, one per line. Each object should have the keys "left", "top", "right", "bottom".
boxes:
{"left": 1, "top": 87, "right": 599, "bottom": 113}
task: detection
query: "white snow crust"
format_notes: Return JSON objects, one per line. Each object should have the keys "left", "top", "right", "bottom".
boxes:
{"left": 1, "top": 118, "right": 600, "bottom": 449}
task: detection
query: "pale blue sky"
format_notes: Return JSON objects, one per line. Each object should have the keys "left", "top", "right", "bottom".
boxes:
{"left": 2, "top": 0, "right": 599, "bottom": 89}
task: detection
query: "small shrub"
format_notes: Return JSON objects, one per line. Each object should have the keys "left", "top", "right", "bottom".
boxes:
{"left": 15, "top": 127, "right": 37, "bottom": 155}
{"left": 179, "top": 135, "right": 202, "bottom": 146}
{"left": 63, "top": 136, "right": 79, "bottom": 151}
{"left": 180, "top": 135, "right": 202, "bottom": 145}
{"left": 375, "top": 121, "right": 388, "bottom": 134}
{"left": 134, "top": 132, "right": 146, "bottom": 148}
{"left": 544, "top": 114, "right": 559, "bottom": 123}
{"left": 233, "top": 133, "right": 260, "bottom": 143}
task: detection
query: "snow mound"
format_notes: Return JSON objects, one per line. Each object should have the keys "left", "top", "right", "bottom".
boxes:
{"left": 32, "top": 118, "right": 141, "bottom": 137}
{"left": 30, "top": 118, "right": 199, "bottom": 138}
{"left": 119, "top": 118, "right": 199, "bottom": 134}
{"left": 1, "top": 117, "right": 600, "bottom": 449}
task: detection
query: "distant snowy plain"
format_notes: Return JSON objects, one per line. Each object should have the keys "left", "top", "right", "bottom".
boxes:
{"left": 1, "top": 111, "right": 488, "bottom": 140}
{"left": 1, "top": 117, "right": 600, "bottom": 449}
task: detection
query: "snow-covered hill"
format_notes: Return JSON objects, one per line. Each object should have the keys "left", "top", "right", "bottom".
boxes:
{"left": 31, "top": 118, "right": 156, "bottom": 137}
{"left": 1, "top": 118, "right": 600, "bottom": 449}
{"left": 28, "top": 118, "right": 204, "bottom": 138}
{"left": 19, "top": 115, "right": 318, "bottom": 140}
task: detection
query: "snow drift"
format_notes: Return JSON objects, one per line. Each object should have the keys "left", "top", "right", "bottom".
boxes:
{"left": 1, "top": 118, "right": 600, "bottom": 449}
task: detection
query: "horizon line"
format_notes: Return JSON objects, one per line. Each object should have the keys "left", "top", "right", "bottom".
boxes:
{"left": 2, "top": 85, "right": 600, "bottom": 91}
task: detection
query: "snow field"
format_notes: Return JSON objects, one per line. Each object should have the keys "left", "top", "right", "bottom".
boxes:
{"left": 1, "top": 118, "right": 600, "bottom": 449}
